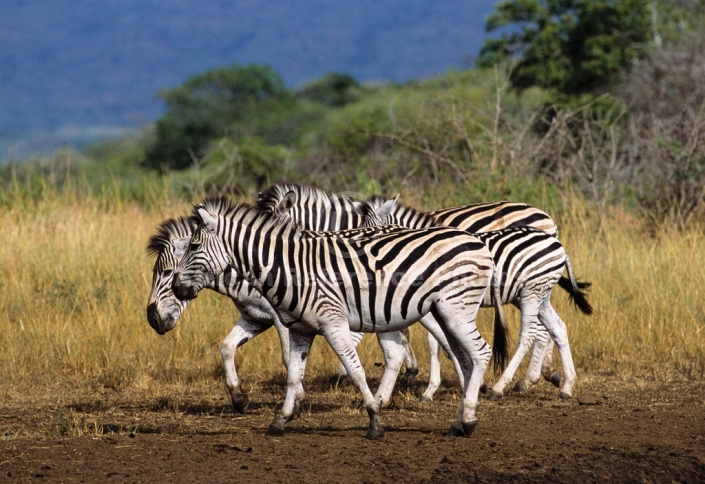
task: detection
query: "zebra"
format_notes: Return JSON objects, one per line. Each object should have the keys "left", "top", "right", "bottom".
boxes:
{"left": 145, "top": 201, "right": 412, "bottom": 413}
{"left": 172, "top": 197, "right": 508, "bottom": 438}
{"left": 263, "top": 183, "right": 591, "bottom": 396}
{"left": 363, "top": 195, "right": 593, "bottom": 400}
{"left": 258, "top": 185, "right": 419, "bottom": 386}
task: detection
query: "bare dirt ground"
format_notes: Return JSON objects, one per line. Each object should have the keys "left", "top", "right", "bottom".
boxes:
{"left": 1, "top": 374, "right": 704, "bottom": 483}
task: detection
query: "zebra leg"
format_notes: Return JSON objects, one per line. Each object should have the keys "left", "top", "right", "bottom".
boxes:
{"left": 221, "top": 316, "right": 273, "bottom": 413}
{"left": 419, "top": 319, "right": 464, "bottom": 403}
{"left": 538, "top": 300, "right": 577, "bottom": 399}
{"left": 540, "top": 339, "right": 560, "bottom": 387}
{"left": 399, "top": 327, "right": 419, "bottom": 388}
{"left": 329, "top": 331, "right": 364, "bottom": 387}
{"left": 374, "top": 331, "right": 408, "bottom": 407}
{"left": 490, "top": 301, "right": 539, "bottom": 401}
{"left": 322, "top": 326, "right": 384, "bottom": 440}
{"left": 420, "top": 330, "right": 441, "bottom": 403}
{"left": 266, "top": 329, "right": 315, "bottom": 437}
{"left": 514, "top": 323, "right": 559, "bottom": 393}
{"left": 425, "top": 303, "right": 490, "bottom": 438}
{"left": 271, "top": 312, "right": 291, "bottom": 370}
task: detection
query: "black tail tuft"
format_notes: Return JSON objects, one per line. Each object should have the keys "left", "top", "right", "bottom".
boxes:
{"left": 558, "top": 276, "right": 593, "bottom": 315}
{"left": 491, "top": 305, "right": 509, "bottom": 374}
{"left": 489, "top": 269, "right": 509, "bottom": 374}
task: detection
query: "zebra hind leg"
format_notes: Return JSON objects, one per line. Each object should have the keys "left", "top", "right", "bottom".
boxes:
{"left": 327, "top": 330, "right": 365, "bottom": 388}
{"left": 422, "top": 302, "right": 490, "bottom": 438}
{"left": 323, "top": 326, "right": 384, "bottom": 440}
{"left": 514, "top": 323, "right": 558, "bottom": 394}
{"left": 490, "top": 302, "right": 540, "bottom": 401}
{"left": 538, "top": 299, "right": 577, "bottom": 399}
{"left": 266, "top": 329, "right": 315, "bottom": 437}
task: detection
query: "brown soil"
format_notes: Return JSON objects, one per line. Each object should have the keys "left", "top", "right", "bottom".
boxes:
{"left": 1, "top": 376, "right": 704, "bottom": 483}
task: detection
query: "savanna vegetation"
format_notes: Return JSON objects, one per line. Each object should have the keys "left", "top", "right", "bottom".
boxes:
{"left": 1, "top": 0, "right": 704, "bottom": 438}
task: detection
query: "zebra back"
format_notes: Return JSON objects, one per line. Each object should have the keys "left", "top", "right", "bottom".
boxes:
{"left": 257, "top": 183, "right": 366, "bottom": 231}
{"left": 475, "top": 227, "right": 566, "bottom": 304}
{"left": 429, "top": 201, "right": 558, "bottom": 236}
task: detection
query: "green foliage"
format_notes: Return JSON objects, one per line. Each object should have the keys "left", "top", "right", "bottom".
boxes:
{"left": 198, "top": 137, "right": 292, "bottom": 194}
{"left": 479, "top": 0, "right": 652, "bottom": 96}
{"left": 297, "top": 72, "right": 363, "bottom": 107}
{"left": 144, "top": 64, "right": 296, "bottom": 171}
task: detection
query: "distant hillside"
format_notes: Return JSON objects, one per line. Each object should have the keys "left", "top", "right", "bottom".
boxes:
{"left": 0, "top": 0, "right": 494, "bottom": 159}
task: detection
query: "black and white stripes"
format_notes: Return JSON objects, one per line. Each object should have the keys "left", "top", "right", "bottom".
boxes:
{"left": 172, "top": 198, "right": 507, "bottom": 439}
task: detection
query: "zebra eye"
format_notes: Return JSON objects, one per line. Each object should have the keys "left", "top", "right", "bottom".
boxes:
{"left": 190, "top": 243, "right": 201, "bottom": 251}
{"left": 162, "top": 270, "right": 173, "bottom": 278}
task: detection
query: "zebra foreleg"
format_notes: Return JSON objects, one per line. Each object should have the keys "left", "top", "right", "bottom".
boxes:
{"left": 323, "top": 325, "right": 384, "bottom": 440}
{"left": 266, "top": 329, "right": 315, "bottom": 437}
{"left": 221, "top": 316, "right": 273, "bottom": 413}
{"left": 399, "top": 327, "right": 419, "bottom": 389}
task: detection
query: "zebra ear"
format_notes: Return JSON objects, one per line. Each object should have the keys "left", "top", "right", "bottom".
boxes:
{"left": 172, "top": 236, "right": 190, "bottom": 258}
{"left": 375, "top": 195, "right": 399, "bottom": 221}
{"left": 276, "top": 191, "right": 297, "bottom": 215}
{"left": 195, "top": 205, "right": 218, "bottom": 233}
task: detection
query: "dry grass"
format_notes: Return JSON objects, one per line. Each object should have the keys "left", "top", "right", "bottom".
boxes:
{"left": 1, "top": 189, "right": 703, "bottom": 410}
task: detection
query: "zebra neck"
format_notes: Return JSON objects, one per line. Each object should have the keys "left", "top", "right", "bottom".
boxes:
{"left": 224, "top": 227, "right": 295, "bottom": 299}
{"left": 390, "top": 205, "right": 436, "bottom": 229}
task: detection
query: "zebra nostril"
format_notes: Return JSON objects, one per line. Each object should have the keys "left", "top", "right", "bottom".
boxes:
{"left": 147, "top": 302, "right": 159, "bottom": 328}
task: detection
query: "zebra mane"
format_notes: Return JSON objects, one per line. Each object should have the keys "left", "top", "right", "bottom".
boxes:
{"left": 365, "top": 195, "right": 437, "bottom": 227}
{"left": 257, "top": 183, "right": 357, "bottom": 212}
{"left": 198, "top": 197, "right": 303, "bottom": 237}
{"left": 146, "top": 216, "right": 197, "bottom": 257}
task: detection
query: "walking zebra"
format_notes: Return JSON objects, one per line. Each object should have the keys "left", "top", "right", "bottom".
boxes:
{"left": 263, "top": 183, "right": 591, "bottom": 395}
{"left": 146, "top": 201, "right": 412, "bottom": 413}
{"left": 363, "top": 195, "right": 592, "bottom": 400}
{"left": 172, "top": 198, "right": 508, "bottom": 438}
{"left": 147, "top": 216, "right": 287, "bottom": 412}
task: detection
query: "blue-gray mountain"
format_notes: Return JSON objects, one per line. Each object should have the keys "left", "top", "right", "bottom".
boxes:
{"left": 0, "top": 0, "right": 494, "bottom": 158}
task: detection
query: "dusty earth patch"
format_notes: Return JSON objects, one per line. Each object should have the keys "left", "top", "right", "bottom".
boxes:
{"left": 1, "top": 376, "right": 704, "bottom": 482}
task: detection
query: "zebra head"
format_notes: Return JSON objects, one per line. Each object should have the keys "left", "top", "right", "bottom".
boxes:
{"left": 172, "top": 203, "right": 231, "bottom": 301}
{"left": 146, "top": 217, "right": 195, "bottom": 335}
{"left": 359, "top": 194, "right": 399, "bottom": 228}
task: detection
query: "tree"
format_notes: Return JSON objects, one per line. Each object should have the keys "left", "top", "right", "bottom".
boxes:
{"left": 144, "top": 64, "right": 295, "bottom": 171}
{"left": 478, "top": 0, "right": 652, "bottom": 96}
{"left": 297, "top": 72, "right": 362, "bottom": 107}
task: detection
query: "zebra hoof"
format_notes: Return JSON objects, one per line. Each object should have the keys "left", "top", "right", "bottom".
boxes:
{"left": 559, "top": 391, "right": 572, "bottom": 400}
{"left": 231, "top": 393, "right": 250, "bottom": 414}
{"left": 265, "top": 423, "right": 285, "bottom": 437}
{"left": 548, "top": 371, "right": 562, "bottom": 388}
{"left": 366, "top": 425, "right": 385, "bottom": 440}
{"left": 447, "top": 420, "right": 477, "bottom": 437}
{"left": 479, "top": 383, "right": 488, "bottom": 395}
{"left": 488, "top": 390, "right": 503, "bottom": 401}
{"left": 419, "top": 395, "right": 433, "bottom": 404}
{"left": 403, "top": 368, "right": 419, "bottom": 388}
{"left": 513, "top": 381, "right": 529, "bottom": 394}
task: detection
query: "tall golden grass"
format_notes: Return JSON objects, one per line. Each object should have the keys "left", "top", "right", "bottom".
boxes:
{"left": 1, "top": 186, "right": 703, "bottom": 402}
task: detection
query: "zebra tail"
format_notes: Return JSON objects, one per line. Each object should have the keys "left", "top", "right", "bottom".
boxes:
{"left": 490, "top": 266, "right": 509, "bottom": 374}
{"left": 558, "top": 256, "right": 594, "bottom": 316}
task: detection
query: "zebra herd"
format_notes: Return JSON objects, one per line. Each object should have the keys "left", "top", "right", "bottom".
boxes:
{"left": 146, "top": 183, "right": 592, "bottom": 439}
